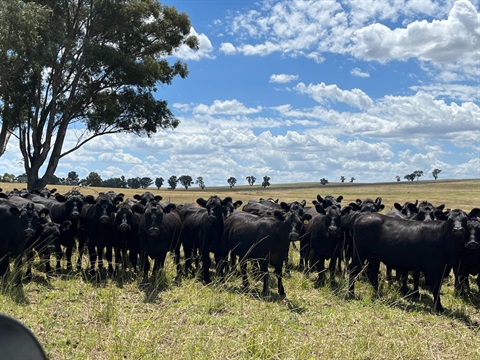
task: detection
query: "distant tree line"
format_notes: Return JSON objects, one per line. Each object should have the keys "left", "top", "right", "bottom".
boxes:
{"left": 0, "top": 168, "right": 444, "bottom": 188}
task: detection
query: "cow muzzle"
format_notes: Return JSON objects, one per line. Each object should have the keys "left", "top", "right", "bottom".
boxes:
{"left": 24, "top": 228, "right": 35, "bottom": 238}
{"left": 100, "top": 215, "right": 110, "bottom": 224}
{"left": 466, "top": 240, "right": 480, "bottom": 250}
{"left": 148, "top": 227, "right": 160, "bottom": 237}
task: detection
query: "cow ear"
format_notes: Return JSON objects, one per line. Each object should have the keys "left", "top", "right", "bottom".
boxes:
{"left": 407, "top": 203, "right": 418, "bottom": 213}
{"left": 132, "top": 204, "right": 145, "bottom": 214}
{"left": 154, "top": 195, "right": 163, "bottom": 202}
{"left": 280, "top": 202, "right": 290, "bottom": 211}
{"left": 60, "top": 221, "right": 72, "bottom": 232}
{"left": 39, "top": 209, "right": 50, "bottom": 218}
{"left": 468, "top": 208, "right": 480, "bottom": 219}
{"left": 315, "top": 204, "right": 326, "bottom": 215}
{"left": 356, "top": 199, "right": 362, "bottom": 205}
{"left": 436, "top": 204, "right": 446, "bottom": 211}
{"left": 317, "top": 195, "right": 324, "bottom": 203}
{"left": 435, "top": 210, "right": 447, "bottom": 221}
{"left": 234, "top": 200, "right": 243, "bottom": 209}
{"left": 378, "top": 204, "right": 385, "bottom": 211}
{"left": 337, "top": 196, "right": 343, "bottom": 203}
{"left": 394, "top": 203, "right": 402, "bottom": 211}
{"left": 300, "top": 200, "right": 307, "bottom": 207}
{"left": 223, "top": 197, "right": 233, "bottom": 204}
{"left": 0, "top": 192, "right": 7, "bottom": 199}
{"left": 302, "top": 214, "right": 312, "bottom": 224}
{"left": 55, "top": 194, "right": 67, "bottom": 203}
{"left": 9, "top": 206, "right": 20, "bottom": 216}
{"left": 273, "top": 210, "right": 285, "bottom": 221}
{"left": 85, "top": 195, "right": 96, "bottom": 204}
{"left": 341, "top": 206, "right": 353, "bottom": 216}
{"left": 196, "top": 198, "right": 207, "bottom": 208}
{"left": 163, "top": 204, "right": 176, "bottom": 213}
{"left": 133, "top": 194, "right": 141, "bottom": 200}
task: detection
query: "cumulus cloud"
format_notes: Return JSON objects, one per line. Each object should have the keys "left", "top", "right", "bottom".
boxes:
{"left": 174, "top": 27, "right": 215, "bottom": 61}
{"left": 350, "top": 67, "right": 370, "bottom": 78}
{"left": 220, "top": 42, "right": 237, "bottom": 55}
{"left": 295, "top": 82, "right": 374, "bottom": 110}
{"left": 192, "top": 99, "right": 262, "bottom": 115}
{"left": 269, "top": 74, "right": 299, "bottom": 83}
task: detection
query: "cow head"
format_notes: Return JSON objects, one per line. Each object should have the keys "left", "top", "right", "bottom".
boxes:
{"left": 220, "top": 197, "right": 243, "bottom": 218}
{"left": 197, "top": 196, "right": 224, "bottom": 222}
{"left": 115, "top": 203, "right": 134, "bottom": 232}
{"left": 281, "top": 200, "right": 307, "bottom": 215}
{"left": 56, "top": 192, "right": 84, "bottom": 221}
{"left": 358, "top": 197, "right": 384, "bottom": 213}
{"left": 94, "top": 193, "right": 115, "bottom": 224}
{"left": 18, "top": 203, "right": 47, "bottom": 239}
{"left": 143, "top": 201, "right": 164, "bottom": 238}
{"left": 134, "top": 192, "right": 162, "bottom": 206}
{"left": 276, "top": 210, "right": 311, "bottom": 242}
{"left": 315, "top": 204, "right": 342, "bottom": 237}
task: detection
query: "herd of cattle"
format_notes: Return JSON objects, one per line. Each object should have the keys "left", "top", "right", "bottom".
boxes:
{"left": 0, "top": 187, "right": 479, "bottom": 312}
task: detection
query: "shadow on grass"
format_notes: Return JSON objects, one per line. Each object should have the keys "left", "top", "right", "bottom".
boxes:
{"left": 0, "top": 277, "right": 28, "bottom": 304}
{"left": 139, "top": 270, "right": 169, "bottom": 303}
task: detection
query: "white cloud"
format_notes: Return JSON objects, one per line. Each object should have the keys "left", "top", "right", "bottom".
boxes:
{"left": 219, "top": 42, "right": 237, "bottom": 55}
{"left": 174, "top": 27, "right": 215, "bottom": 61}
{"left": 192, "top": 99, "right": 262, "bottom": 115}
{"left": 350, "top": 67, "right": 370, "bottom": 78}
{"left": 269, "top": 74, "right": 299, "bottom": 83}
{"left": 295, "top": 82, "right": 374, "bottom": 110}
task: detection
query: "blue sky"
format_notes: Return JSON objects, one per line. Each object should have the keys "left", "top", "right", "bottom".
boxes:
{"left": 2, "top": 0, "right": 480, "bottom": 186}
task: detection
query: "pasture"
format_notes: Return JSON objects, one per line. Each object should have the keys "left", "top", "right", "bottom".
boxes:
{"left": 0, "top": 179, "right": 479, "bottom": 359}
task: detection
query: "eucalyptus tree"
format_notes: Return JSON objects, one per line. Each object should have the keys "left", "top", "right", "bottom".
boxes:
{"left": 0, "top": 0, "right": 198, "bottom": 190}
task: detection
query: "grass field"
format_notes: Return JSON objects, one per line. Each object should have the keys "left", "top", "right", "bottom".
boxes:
{"left": 0, "top": 179, "right": 479, "bottom": 359}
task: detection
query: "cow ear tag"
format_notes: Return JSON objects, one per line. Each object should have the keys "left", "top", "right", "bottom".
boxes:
{"left": 303, "top": 219, "right": 309, "bottom": 224}
{"left": 40, "top": 213, "right": 46, "bottom": 218}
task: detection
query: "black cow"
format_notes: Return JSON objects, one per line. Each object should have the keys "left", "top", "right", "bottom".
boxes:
{"left": 0, "top": 202, "right": 48, "bottom": 282}
{"left": 28, "top": 190, "right": 84, "bottom": 271}
{"left": 218, "top": 210, "right": 312, "bottom": 296}
{"left": 78, "top": 193, "right": 118, "bottom": 275}
{"left": 133, "top": 192, "right": 162, "bottom": 206}
{"left": 25, "top": 221, "right": 71, "bottom": 279}
{"left": 112, "top": 200, "right": 144, "bottom": 273}
{"left": 452, "top": 208, "right": 480, "bottom": 295}
{"left": 138, "top": 201, "right": 182, "bottom": 283}
{"left": 348, "top": 209, "right": 470, "bottom": 312}
{"left": 306, "top": 204, "right": 350, "bottom": 286}
{"left": 179, "top": 196, "right": 242, "bottom": 283}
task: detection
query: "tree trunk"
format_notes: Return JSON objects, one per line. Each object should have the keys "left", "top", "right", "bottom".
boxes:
{"left": 0, "top": 124, "right": 12, "bottom": 157}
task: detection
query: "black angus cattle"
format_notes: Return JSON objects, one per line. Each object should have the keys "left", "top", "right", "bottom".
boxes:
{"left": 138, "top": 201, "right": 182, "bottom": 283}
{"left": 341, "top": 197, "right": 385, "bottom": 267}
{"left": 348, "top": 209, "right": 470, "bottom": 312}
{"left": 218, "top": 210, "right": 312, "bottom": 296}
{"left": 452, "top": 208, "right": 480, "bottom": 295}
{"left": 0, "top": 201, "right": 48, "bottom": 282}
{"left": 179, "top": 196, "right": 242, "bottom": 283}
{"left": 133, "top": 192, "right": 162, "bottom": 206}
{"left": 78, "top": 193, "right": 119, "bottom": 275}
{"left": 306, "top": 203, "right": 350, "bottom": 286}
{"left": 28, "top": 190, "right": 84, "bottom": 271}
{"left": 113, "top": 200, "right": 144, "bottom": 273}
{"left": 25, "top": 221, "right": 72, "bottom": 279}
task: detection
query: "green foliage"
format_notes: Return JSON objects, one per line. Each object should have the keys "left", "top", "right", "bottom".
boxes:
{"left": 168, "top": 175, "right": 178, "bottom": 190}
{"left": 320, "top": 177, "right": 328, "bottom": 185}
{"left": 350, "top": 177, "right": 355, "bottom": 183}
{"left": 178, "top": 175, "right": 193, "bottom": 189}
{"left": 414, "top": 170, "right": 424, "bottom": 181}
{"left": 404, "top": 173, "right": 416, "bottom": 181}
{"left": 127, "top": 177, "right": 141, "bottom": 189}
{"left": 155, "top": 177, "right": 164, "bottom": 190}
{"left": 0, "top": 0, "right": 198, "bottom": 189}
{"left": 140, "top": 177, "right": 153, "bottom": 189}
{"left": 262, "top": 176, "right": 271, "bottom": 188}
{"left": 227, "top": 177, "right": 237, "bottom": 188}
{"left": 432, "top": 168, "right": 442, "bottom": 180}
{"left": 66, "top": 171, "right": 79, "bottom": 185}
{"left": 246, "top": 175, "right": 256, "bottom": 186}
{"left": 195, "top": 176, "right": 205, "bottom": 189}
{"left": 85, "top": 172, "right": 102, "bottom": 187}
{"left": 340, "top": 176, "right": 346, "bottom": 183}
{"left": 0, "top": 173, "right": 15, "bottom": 182}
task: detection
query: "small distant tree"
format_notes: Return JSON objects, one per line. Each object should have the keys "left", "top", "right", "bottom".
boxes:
{"left": 340, "top": 176, "right": 346, "bottom": 183}
{"left": 155, "top": 177, "right": 164, "bottom": 190}
{"left": 196, "top": 176, "right": 205, "bottom": 189}
{"left": 1, "top": 173, "right": 15, "bottom": 182}
{"left": 320, "top": 178, "right": 329, "bottom": 185}
{"left": 404, "top": 173, "right": 415, "bottom": 181}
{"left": 127, "top": 177, "right": 141, "bottom": 189}
{"left": 396, "top": 175, "right": 401, "bottom": 182}
{"left": 227, "top": 177, "right": 237, "bottom": 188}
{"left": 246, "top": 176, "right": 256, "bottom": 186}
{"left": 85, "top": 172, "right": 103, "bottom": 187}
{"left": 168, "top": 176, "right": 178, "bottom": 190}
{"left": 262, "top": 176, "right": 271, "bottom": 188}
{"left": 103, "top": 177, "right": 127, "bottom": 188}
{"left": 140, "top": 177, "right": 153, "bottom": 189}
{"left": 66, "top": 171, "right": 79, "bottom": 185}
{"left": 432, "top": 169, "right": 442, "bottom": 180}
{"left": 414, "top": 170, "right": 424, "bottom": 181}
{"left": 178, "top": 175, "right": 194, "bottom": 189}
{"left": 350, "top": 177, "right": 355, "bottom": 183}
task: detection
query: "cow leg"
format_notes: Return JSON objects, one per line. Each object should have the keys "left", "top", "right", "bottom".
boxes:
{"left": 398, "top": 270, "right": 409, "bottom": 295}
{"left": 428, "top": 274, "right": 444, "bottom": 313}
{"left": 260, "top": 259, "right": 270, "bottom": 296}
{"left": 43, "top": 252, "right": 52, "bottom": 275}
{"left": 274, "top": 263, "right": 285, "bottom": 297}
{"left": 412, "top": 270, "right": 420, "bottom": 299}
{"left": 477, "top": 274, "right": 480, "bottom": 292}
{"left": 386, "top": 266, "right": 394, "bottom": 283}
{"left": 76, "top": 239, "right": 86, "bottom": 271}
{"left": 329, "top": 251, "right": 340, "bottom": 286}
{"left": 201, "top": 251, "right": 212, "bottom": 284}
{"left": 129, "top": 248, "right": 138, "bottom": 273}
{"left": 315, "top": 257, "right": 326, "bottom": 287}
{"left": 348, "top": 260, "right": 362, "bottom": 297}
{"left": 87, "top": 243, "right": 97, "bottom": 275}
{"left": 13, "top": 255, "right": 23, "bottom": 284}
{"left": 367, "top": 260, "right": 380, "bottom": 293}
{"left": 65, "top": 245, "right": 74, "bottom": 271}
{"left": 173, "top": 247, "right": 182, "bottom": 284}
{"left": 55, "top": 242, "right": 63, "bottom": 271}
{"left": 104, "top": 244, "right": 113, "bottom": 275}
{"left": 299, "top": 238, "right": 309, "bottom": 272}
{"left": 25, "top": 250, "right": 34, "bottom": 281}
